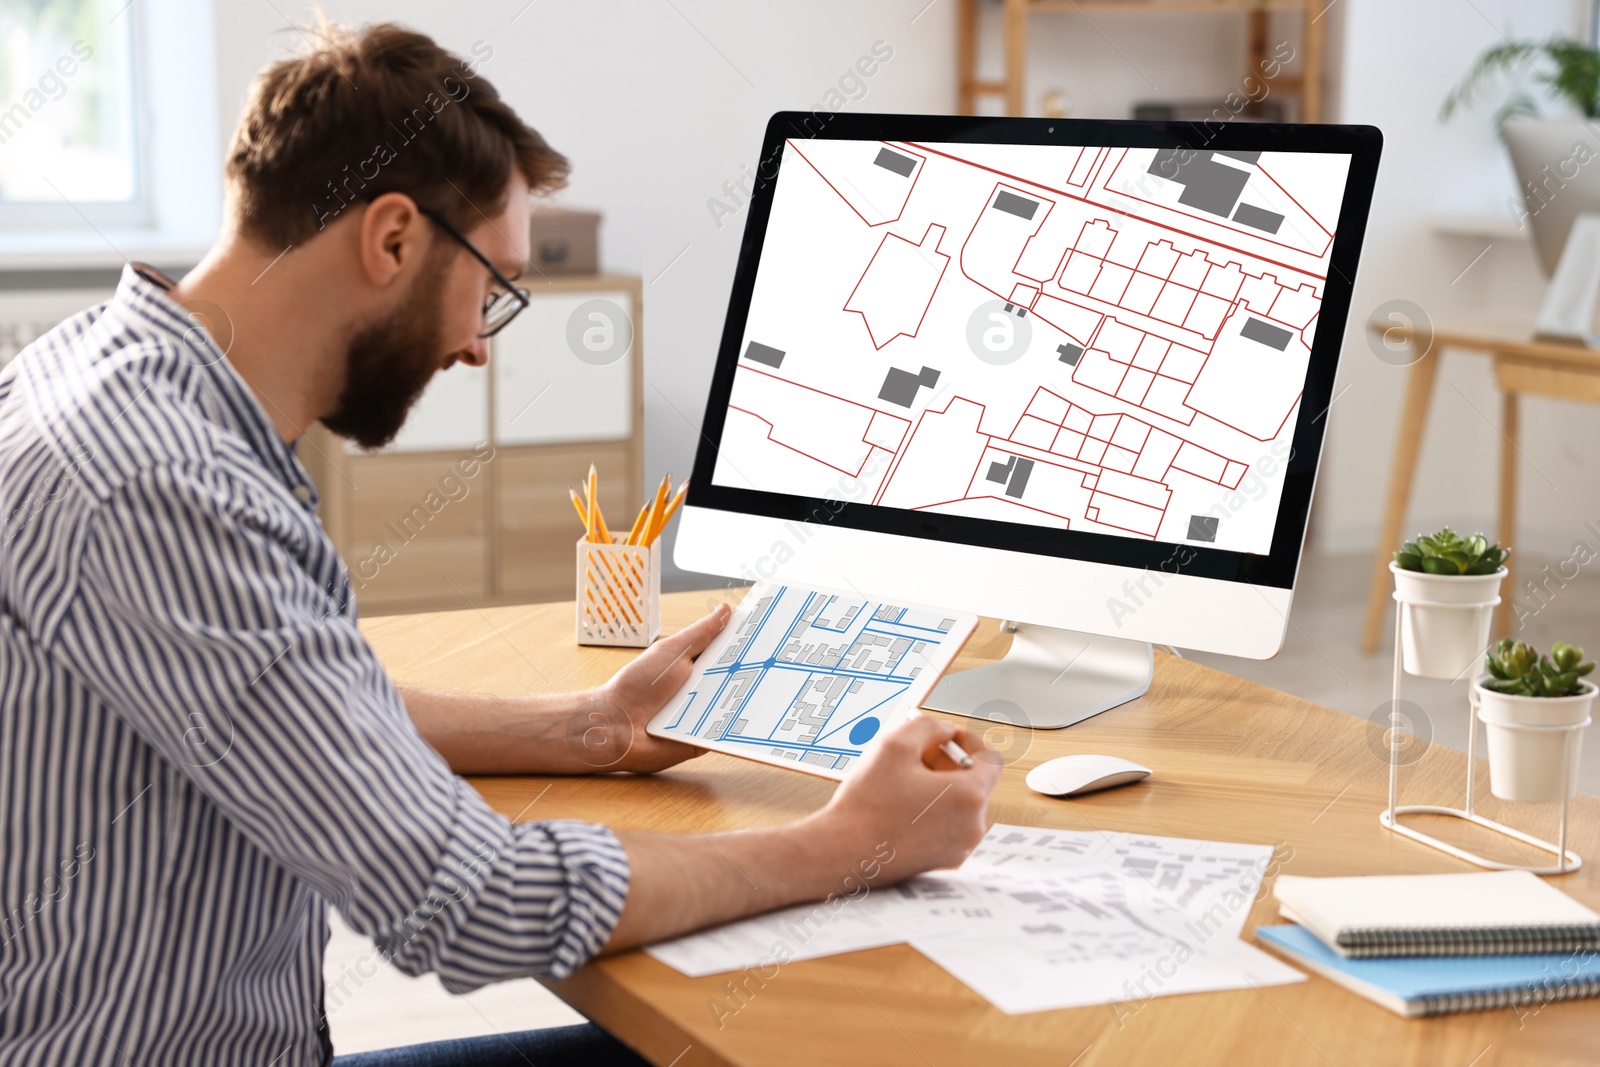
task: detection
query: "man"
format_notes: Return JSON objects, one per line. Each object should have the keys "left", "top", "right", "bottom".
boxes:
{"left": 0, "top": 20, "right": 999, "bottom": 1067}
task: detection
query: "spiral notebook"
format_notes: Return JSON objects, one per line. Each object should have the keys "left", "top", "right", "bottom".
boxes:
{"left": 1273, "top": 871, "right": 1600, "bottom": 958}
{"left": 1256, "top": 924, "right": 1600, "bottom": 1018}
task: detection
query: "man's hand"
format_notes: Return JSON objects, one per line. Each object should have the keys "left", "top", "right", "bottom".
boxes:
{"left": 571, "top": 602, "right": 732, "bottom": 774}
{"left": 812, "top": 713, "right": 1000, "bottom": 880}
{"left": 602, "top": 711, "right": 1000, "bottom": 951}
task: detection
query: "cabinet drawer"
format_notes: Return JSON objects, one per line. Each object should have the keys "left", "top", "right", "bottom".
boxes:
{"left": 340, "top": 451, "right": 491, "bottom": 608}
{"left": 497, "top": 442, "right": 636, "bottom": 601}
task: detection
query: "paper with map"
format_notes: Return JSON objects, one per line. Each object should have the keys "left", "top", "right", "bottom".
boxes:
{"left": 714, "top": 138, "right": 1352, "bottom": 554}
{"left": 905, "top": 824, "right": 1305, "bottom": 1014}
{"left": 646, "top": 824, "right": 1304, "bottom": 1014}
{"left": 646, "top": 581, "right": 977, "bottom": 778}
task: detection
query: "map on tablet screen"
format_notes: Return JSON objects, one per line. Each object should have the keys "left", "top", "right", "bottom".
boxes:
{"left": 647, "top": 581, "right": 977, "bottom": 779}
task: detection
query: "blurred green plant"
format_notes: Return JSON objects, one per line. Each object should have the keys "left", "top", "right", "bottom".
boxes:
{"left": 1483, "top": 639, "right": 1595, "bottom": 697}
{"left": 1393, "top": 528, "right": 1508, "bottom": 576}
{"left": 1441, "top": 37, "right": 1600, "bottom": 126}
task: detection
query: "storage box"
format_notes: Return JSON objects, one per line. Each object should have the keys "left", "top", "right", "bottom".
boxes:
{"left": 529, "top": 206, "right": 601, "bottom": 274}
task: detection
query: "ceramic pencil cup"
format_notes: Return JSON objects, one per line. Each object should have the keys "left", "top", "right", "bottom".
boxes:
{"left": 576, "top": 535, "right": 661, "bottom": 647}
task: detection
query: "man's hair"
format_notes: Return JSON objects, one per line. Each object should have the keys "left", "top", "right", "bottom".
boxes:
{"left": 225, "top": 19, "right": 567, "bottom": 247}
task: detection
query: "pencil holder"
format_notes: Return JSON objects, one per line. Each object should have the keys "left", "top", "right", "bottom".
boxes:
{"left": 576, "top": 535, "right": 661, "bottom": 647}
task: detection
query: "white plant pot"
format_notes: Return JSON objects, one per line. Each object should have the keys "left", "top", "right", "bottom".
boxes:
{"left": 1473, "top": 680, "right": 1593, "bottom": 803}
{"left": 1391, "top": 563, "right": 1506, "bottom": 680}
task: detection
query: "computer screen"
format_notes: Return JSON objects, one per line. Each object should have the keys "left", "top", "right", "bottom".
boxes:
{"left": 679, "top": 114, "right": 1380, "bottom": 661}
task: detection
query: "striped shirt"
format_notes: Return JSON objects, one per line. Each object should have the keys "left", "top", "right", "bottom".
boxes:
{"left": 0, "top": 264, "right": 631, "bottom": 1066}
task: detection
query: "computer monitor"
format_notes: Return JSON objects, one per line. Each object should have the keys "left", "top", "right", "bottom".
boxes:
{"left": 676, "top": 113, "right": 1382, "bottom": 728}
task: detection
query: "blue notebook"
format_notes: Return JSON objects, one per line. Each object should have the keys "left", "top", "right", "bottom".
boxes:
{"left": 1256, "top": 924, "right": 1600, "bottom": 1017}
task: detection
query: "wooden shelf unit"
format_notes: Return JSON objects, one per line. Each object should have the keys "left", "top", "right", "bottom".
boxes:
{"left": 301, "top": 273, "right": 645, "bottom": 616}
{"left": 958, "top": 0, "right": 1326, "bottom": 122}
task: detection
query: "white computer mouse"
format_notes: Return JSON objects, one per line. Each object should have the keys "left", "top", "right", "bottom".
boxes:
{"left": 1025, "top": 754, "right": 1151, "bottom": 798}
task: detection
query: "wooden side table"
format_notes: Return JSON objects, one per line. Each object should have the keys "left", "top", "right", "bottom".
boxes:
{"left": 1361, "top": 318, "right": 1600, "bottom": 650}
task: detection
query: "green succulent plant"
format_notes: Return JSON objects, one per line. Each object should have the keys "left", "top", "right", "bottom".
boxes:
{"left": 1393, "top": 528, "right": 1508, "bottom": 576}
{"left": 1482, "top": 639, "right": 1595, "bottom": 697}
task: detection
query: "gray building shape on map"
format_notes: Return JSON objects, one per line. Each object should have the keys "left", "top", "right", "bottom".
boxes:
{"left": 983, "top": 454, "right": 1033, "bottom": 498}
{"left": 1147, "top": 149, "right": 1251, "bottom": 218}
{"left": 1240, "top": 316, "right": 1294, "bottom": 351}
{"left": 742, "top": 340, "right": 786, "bottom": 369}
{"left": 992, "top": 189, "right": 1040, "bottom": 220}
{"left": 1232, "top": 202, "right": 1285, "bottom": 234}
{"left": 1005, "top": 457, "right": 1034, "bottom": 498}
{"left": 879, "top": 365, "right": 941, "bottom": 408}
{"left": 874, "top": 147, "right": 917, "bottom": 178}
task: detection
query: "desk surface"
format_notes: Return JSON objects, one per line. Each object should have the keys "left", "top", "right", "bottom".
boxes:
{"left": 362, "top": 591, "right": 1600, "bottom": 1067}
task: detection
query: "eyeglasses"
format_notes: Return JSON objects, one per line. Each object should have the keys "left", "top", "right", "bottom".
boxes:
{"left": 417, "top": 206, "right": 531, "bottom": 338}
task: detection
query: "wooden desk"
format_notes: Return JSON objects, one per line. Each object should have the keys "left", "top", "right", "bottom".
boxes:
{"left": 1361, "top": 318, "right": 1600, "bottom": 650}
{"left": 363, "top": 592, "right": 1600, "bottom": 1067}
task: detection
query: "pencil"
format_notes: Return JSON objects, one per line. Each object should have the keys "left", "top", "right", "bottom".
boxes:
{"left": 585, "top": 464, "right": 599, "bottom": 543}
{"left": 625, "top": 503, "right": 650, "bottom": 546}
{"left": 568, "top": 488, "right": 589, "bottom": 535}
{"left": 648, "top": 479, "right": 689, "bottom": 545}
{"left": 642, "top": 473, "right": 670, "bottom": 547}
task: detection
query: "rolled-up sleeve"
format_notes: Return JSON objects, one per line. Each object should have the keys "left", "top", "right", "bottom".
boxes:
{"left": 49, "top": 460, "right": 629, "bottom": 987}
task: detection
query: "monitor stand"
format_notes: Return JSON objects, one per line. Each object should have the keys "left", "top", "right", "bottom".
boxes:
{"left": 922, "top": 622, "right": 1152, "bottom": 730}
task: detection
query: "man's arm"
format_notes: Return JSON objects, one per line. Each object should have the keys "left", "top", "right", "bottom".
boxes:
{"left": 398, "top": 686, "right": 600, "bottom": 775}
{"left": 400, "top": 606, "right": 1003, "bottom": 950}
{"left": 400, "top": 606, "right": 732, "bottom": 776}
{"left": 603, "top": 714, "right": 1000, "bottom": 951}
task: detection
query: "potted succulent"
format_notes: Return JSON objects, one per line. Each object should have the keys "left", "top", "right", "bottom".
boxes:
{"left": 1391, "top": 528, "right": 1509, "bottom": 680}
{"left": 1476, "top": 640, "right": 1595, "bottom": 803}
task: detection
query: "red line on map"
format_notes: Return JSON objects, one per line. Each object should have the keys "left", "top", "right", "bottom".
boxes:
{"left": 903, "top": 141, "right": 1328, "bottom": 281}
{"left": 786, "top": 139, "right": 928, "bottom": 228}
{"left": 728, "top": 404, "right": 890, "bottom": 479}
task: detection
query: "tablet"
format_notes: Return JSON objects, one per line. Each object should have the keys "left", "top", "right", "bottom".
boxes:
{"left": 647, "top": 581, "right": 977, "bottom": 779}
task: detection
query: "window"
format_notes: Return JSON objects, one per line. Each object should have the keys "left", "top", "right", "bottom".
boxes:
{"left": 0, "top": 0, "right": 145, "bottom": 227}
{"left": 0, "top": 0, "right": 218, "bottom": 258}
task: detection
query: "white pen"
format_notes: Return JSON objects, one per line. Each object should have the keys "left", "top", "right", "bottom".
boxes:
{"left": 940, "top": 738, "right": 975, "bottom": 768}
{"left": 904, "top": 706, "right": 975, "bottom": 768}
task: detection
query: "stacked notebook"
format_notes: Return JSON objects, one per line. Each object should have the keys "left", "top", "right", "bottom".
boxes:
{"left": 1256, "top": 871, "right": 1600, "bottom": 1017}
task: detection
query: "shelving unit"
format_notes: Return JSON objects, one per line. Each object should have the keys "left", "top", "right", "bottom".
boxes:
{"left": 957, "top": 0, "right": 1326, "bottom": 122}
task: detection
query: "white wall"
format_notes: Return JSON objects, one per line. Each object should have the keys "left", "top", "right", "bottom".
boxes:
{"left": 1320, "top": 0, "right": 1599, "bottom": 562}
{"left": 209, "top": 0, "right": 1600, "bottom": 585}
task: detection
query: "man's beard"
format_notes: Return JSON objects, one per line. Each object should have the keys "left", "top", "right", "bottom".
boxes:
{"left": 323, "top": 261, "right": 451, "bottom": 451}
